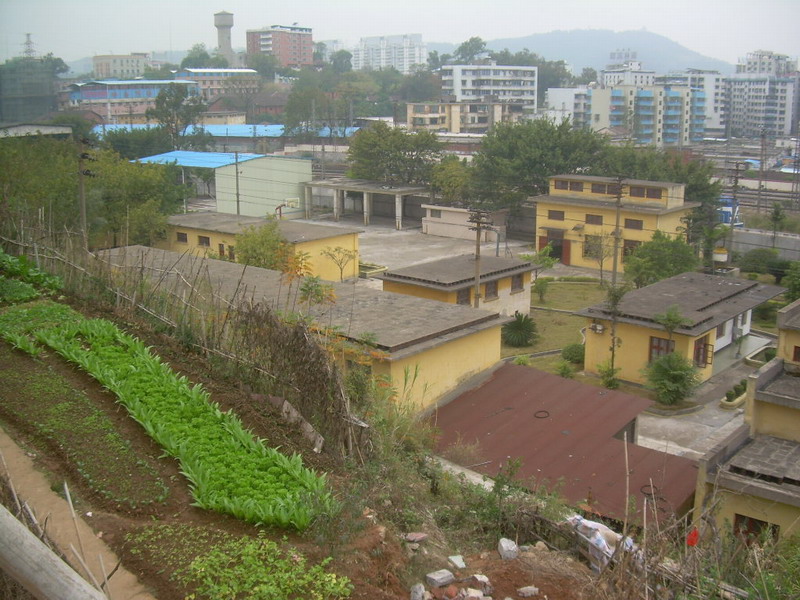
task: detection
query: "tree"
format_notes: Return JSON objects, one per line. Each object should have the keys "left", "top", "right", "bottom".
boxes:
{"left": 644, "top": 352, "right": 700, "bottom": 406}
{"left": 575, "top": 67, "right": 598, "bottom": 84}
{"left": 103, "top": 127, "right": 173, "bottom": 160}
{"left": 145, "top": 84, "right": 208, "bottom": 150}
{"left": 769, "top": 202, "right": 786, "bottom": 247}
{"left": 397, "top": 67, "right": 440, "bottom": 102}
{"left": 784, "top": 262, "right": 800, "bottom": 302}
{"left": 502, "top": 312, "right": 537, "bottom": 347}
{"left": 520, "top": 242, "right": 557, "bottom": 281}
{"left": 427, "top": 51, "right": 452, "bottom": 71}
{"left": 234, "top": 219, "right": 296, "bottom": 272}
{"left": 40, "top": 52, "right": 69, "bottom": 76}
{"left": 180, "top": 43, "right": 227, "bottom": 69}
{"left": 653, "top": 305, "right": 692, "bottom": 342}
{"left": 739, "top": 248, "right": 779, "bottom": 274}
{"left": 330, "top": 50, "right": 352, "bottom": 74}
{"left": 347, "top": 121, "right": 442, "bottom": 185}
{"left": 246, "top": 53, "right": 279, "bottom": 80}
{"left": 45, "top": 113, "right": 97, "bottom": 142}
{"left": 766, "top": 257, "right": 791, "bottom": 285}
{"left": 431, "top": 156, "right": 472, "bottom": 205}
{"left": 624, "top": 231, "right": 699, "bottom": 288}
{"left": 471, "top": 119, "right": 608, "bottom": 209}
{"left": 143, "top": 62, "right": 180, "bottom": 79}
{"left": 453, "top": 37, "right": 487, "bottom": 64}
{"left": 583, "top": 233, "right": 615, "bottom": 283}
{"left": 320, "top": 246, "right": 357, "bottom": 281}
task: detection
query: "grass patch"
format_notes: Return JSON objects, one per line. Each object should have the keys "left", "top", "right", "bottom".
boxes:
{"left": 0, "top": 343, "right": 169, "bottom": 509}
{"left": 531, "top": 281, "right": 606, "bottom": 311}
{"left": 502, "top": 313, "right": 586, "bottom": 358}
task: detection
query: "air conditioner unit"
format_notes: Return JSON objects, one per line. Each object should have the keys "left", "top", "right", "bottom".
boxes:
{"left": 590, "top": 323, "right": 605, "bottom": 334}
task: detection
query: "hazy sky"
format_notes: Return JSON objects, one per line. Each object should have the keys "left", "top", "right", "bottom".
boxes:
{"left": 2, "top": 0, "right": 799, "bottom": 66}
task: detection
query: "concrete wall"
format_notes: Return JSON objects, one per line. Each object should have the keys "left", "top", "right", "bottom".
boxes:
{"left": 216, "top": 156, "right": 311, "bottom": 219}
{"left": 371, "top": 325, "right": 502, "bottom": 412}
{"left": 731, "top": 228, "right": 800, "bottom": 262}
{"left": 421, "top": 204, "right": 507, "bottom": 242}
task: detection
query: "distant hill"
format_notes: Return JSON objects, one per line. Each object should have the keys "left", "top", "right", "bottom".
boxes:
{"left": 428, "top": 29, "right": 734, "bottom": 75}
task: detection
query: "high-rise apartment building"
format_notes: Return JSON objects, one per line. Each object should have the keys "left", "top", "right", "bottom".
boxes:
{"left": 440, "top": 62, "right": 538, "bottom": 110}
{"left": 726, "top": 50, "right": 798, "bottom": 138}
{"left": 655, "top": 69, "right": 727, "bottom": 135}
{"left": 351, "top": 34, "right": 426, "bottom": 75}
{"left": 246, "top": 25, "right": 313, "bottom": 68}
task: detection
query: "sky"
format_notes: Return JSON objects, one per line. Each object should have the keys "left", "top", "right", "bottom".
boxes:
{"left": 1, "top": 0, "right": 799, "bottom": 66}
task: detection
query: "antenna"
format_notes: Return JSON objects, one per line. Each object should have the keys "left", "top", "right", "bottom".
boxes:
{"left": 22, "top": 33, "right": 36, "bottom": 58}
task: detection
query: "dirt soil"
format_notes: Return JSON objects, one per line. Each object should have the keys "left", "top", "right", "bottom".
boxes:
{"left": 0, "top": 298, "right": 594, "bottom": 600}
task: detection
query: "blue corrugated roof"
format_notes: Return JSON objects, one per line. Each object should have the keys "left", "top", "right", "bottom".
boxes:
{"left": 185, "top": 124, "right": 285, "bottom": 137}
{"left": 134, "top": 151, "right": 265, "bottom": 168}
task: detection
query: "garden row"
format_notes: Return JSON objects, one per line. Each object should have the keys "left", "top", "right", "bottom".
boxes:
{"left": 0, "top": 300, "right": 336, "bottom": 530}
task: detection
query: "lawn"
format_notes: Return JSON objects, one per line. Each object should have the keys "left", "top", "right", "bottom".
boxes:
{"left": 531, "top": 281, "right": 607, "bottom": 311}
{"left": 502, "top": 313, "right": 586, "bottom": 358}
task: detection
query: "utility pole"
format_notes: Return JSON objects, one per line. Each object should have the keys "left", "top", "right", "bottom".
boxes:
{"left": 727, "top": 161, "right": 745, "bottom": 255}
{"left": 468, "top": 209, "right": 494, "bottom": 309}
{"left": 234, "top": 151, "right": 240, "bottom": 215}
{"left": 77, "top": 138, "right": 96, "bottom": 251}
{"left": 758, "top": 128, "right": 766, "bottom": 213}
{"left": 608, "top": 177, "right": 625, "bottom": 379}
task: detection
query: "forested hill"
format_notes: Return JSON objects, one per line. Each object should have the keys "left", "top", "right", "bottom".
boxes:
{"left": 429, "top": 29, "right": 734, "bottom": 74}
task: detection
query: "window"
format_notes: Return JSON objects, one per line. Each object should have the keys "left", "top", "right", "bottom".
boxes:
{"left": 794, "top": 346, "right": 800, "bottom": 362}
{"left": 693, "top": 336, "right": 713, "bottom": 367}
{"left": 624, "top": 218, "right": 643, "bottom": 230}
{"left": 228, "top": 246, "right": 235, "bottom": 261}
{"left": 198, "top": 235, "right": 210, "bottom": 247}
{"left": 622, "top": 239, "right": 641, "bottom": 258}
{"left": 548, "top": 210, "right": 565, "bottom": 221}
{"left": 734, "top": 514, "right": 779, "bottom": 541}
{"left": 430, "top": 209, "right": 442, "bottom": 218}
{"left": 646, "top": 188, "right": 663, "bottom": 199}
{"left": 716, "top": 322, "right": 726, "bottom": 338}
{"left": 511, "top": 273, "right": 524, "bottom": 292}
{"left": 591, "top": 183, "right": 607, "bottom": 194}
{"left": 176, "top": 231, "right": 188, "bottom": 243}
{"left": 649, "top": 336, "right": 674, "bottom": 362}
{"left": 218, "top": 243, "right": 225, "bottom": 256}
{"left": 554, "top": 180, "right": 569, "bottom": 190}
{"left": 484, "top": 280, "right": 498, "bottom": 300}
{"left": 456, "top": 288, "right": 471, "bottom": 305}
{"left": 586, "top": 214, "right": 603, "bottom": 225}
{"left": 569, "top": 181, "right": 584, "bottom": 192}
{"left": 630, "top": 186, "right": 646, "bottom": 198}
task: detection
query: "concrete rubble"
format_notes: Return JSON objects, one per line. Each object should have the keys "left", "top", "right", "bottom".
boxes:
{"left": 497, "top": 538, "right": 519, "bottom": 560}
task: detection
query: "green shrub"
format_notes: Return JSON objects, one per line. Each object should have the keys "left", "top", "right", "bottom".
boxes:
{"left": 733, "top": 383, "right": 745, "bottom": 397}
{"left": 644, "top": 352, "right": 700, "bottom": 405}
{"left": 753, "top": 302, "right": 778, "bottom": 322}
{"left": 597, "top": 360, "right": 620, "bottom": 389}
{"left": 512, "top": 355, "right": 531, "bottom": 366}
{"left": 533, "top": 278, "right": 549, "bottom": 302}
{"left": 725, "top": 390, "right": 736, "bottom": 401}
{"left": 502, "top": 312, "right": 538, "bottom": 347}
{"left": 0, "top": 276, "right": 39, "bottom": 304}
{"left": 556, "top": 360, "right": 574, "bottom": 379}
{"left": 764, "top": 347, "right": 777, "bottom": 361}
{"left": 561, "top": 343, "right": 585, "bottom": 365}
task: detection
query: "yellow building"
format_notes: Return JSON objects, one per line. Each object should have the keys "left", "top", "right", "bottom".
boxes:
{"left": 406, "top": 101, "right": 526, "bottom": 134}
{"left": 99, "top": 246, "right": 507, "bottom": 412}
{"left": 158, "top": 213, "right": 361, "bottom": 281}
{"left": 378, "top": 255, "right": 535, "bottom": 316}
{"left": 533, "top": 175, "right": 698, "bottom": 270}
{"left": 694, "top": 298, "right": 800, "bottom": 539}
{"left": 578, "top": 272, "right": 783, "bottom": 386}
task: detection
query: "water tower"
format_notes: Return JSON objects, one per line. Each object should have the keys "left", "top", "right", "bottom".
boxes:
{"left": 214, "top": 11, "right": 235, "bottom": 66}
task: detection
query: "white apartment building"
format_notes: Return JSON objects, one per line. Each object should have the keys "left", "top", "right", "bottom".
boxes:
{"left": 441, "top": 62, "right": 538, "bottom": 110}
{"left": 601, "top": 61, "right": 655, "bottom": 87}
{"left": 655, "top": 69, "right": 727, "bottom": 135}
{"left": 93, "top": 53, "right": 149, "bottom": 78}
{"left": 351, "top": 34, "right": 426, "bottom": 75}
{"left": 727, "top": 50, "right": 798, "bottom": 138}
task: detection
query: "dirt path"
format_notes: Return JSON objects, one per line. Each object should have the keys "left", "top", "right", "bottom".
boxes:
{"left": 0, "top": 427, "right": 156, "bottom": 600}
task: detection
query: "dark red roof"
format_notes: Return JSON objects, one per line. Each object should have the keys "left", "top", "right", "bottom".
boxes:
{"left": 433, "top": 364, "right": 697, "bottom": 522}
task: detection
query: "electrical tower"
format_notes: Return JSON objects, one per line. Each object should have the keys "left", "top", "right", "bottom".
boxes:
{"left": 22, "top": 33, "right": 36, "bottom": 58}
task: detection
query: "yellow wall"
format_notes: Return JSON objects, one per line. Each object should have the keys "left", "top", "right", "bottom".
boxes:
{"left": 778, "top": 328, "right": 800, "bottom": 365}
{"left": 584, "top": 319, "right": 714, "bottom": 385}
{"left": 382, "top": 281, "right": 454, "bottom": 303}
{"left": 295, "top": 233, "right": 360, "bottom": 282}
{"left": 535, "top": 198, "right": 691, "bottom": 271}
{"left": 159, "top": 225, "right": 359, "bottom": 281}
{"left": 697, "top": 484, "right": 800, "bottom": 539}
{"left": 371, "top": 325, "right": 502, "bottom": 412}
{"left": 749, "top": 399, "right": 800, "bottom": 443}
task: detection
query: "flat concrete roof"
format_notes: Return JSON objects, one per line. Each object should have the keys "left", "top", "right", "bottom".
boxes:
{"left": 166, "top": 213, "right": 362, "bottom": 243}
{"left": 578, "top": 272, "right": 785, "bottom": 336}
{"left": 434, "top": 364, "right": 698, "bottom": 521}
{"left": 379, "top": 254, "right": 534, "bottom": 290}
{"left": 307, "top": 177, "right": 429, "bottom": 196}
{"left": 95, "top": 246, "right": 505, "bottom": 356}
{"left": 727, "top": 435, "right": 800, "bottom": 487}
